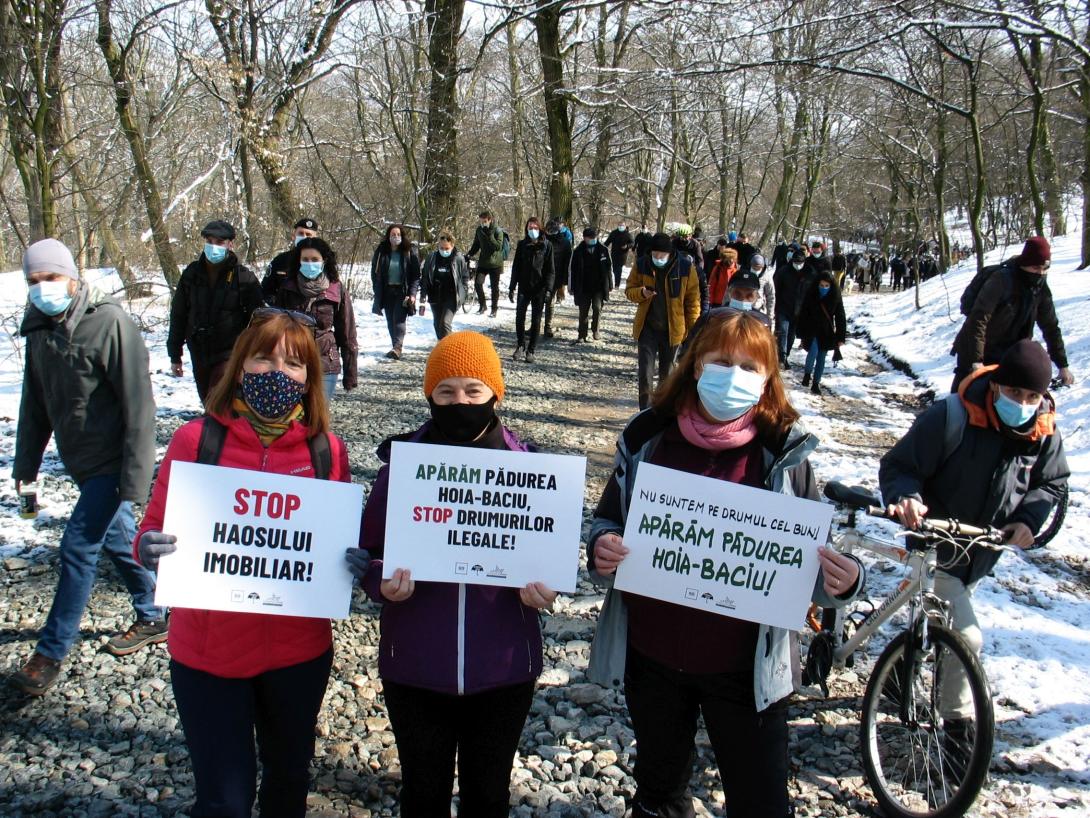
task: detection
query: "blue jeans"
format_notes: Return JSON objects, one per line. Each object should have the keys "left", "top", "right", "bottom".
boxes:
{"left": 777, "top": 317, "right": 795, "bottom": 361}
{"left": 804, "top": 339, "right": 828, "bottom": 383}
{"left": 37, "top": 474, "right": 163, "bottom": 660}
{"left": 322, "top": 373, "right": 337, "bottom": 401}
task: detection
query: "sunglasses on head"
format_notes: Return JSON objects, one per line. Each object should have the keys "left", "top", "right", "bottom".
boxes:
{"left": 249, "top": 306, "right": 317, "bottom": 328}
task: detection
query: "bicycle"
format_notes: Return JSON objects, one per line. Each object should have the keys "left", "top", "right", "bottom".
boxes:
{"left": 803, "top": 481, "right": 1009, "bottom": 818}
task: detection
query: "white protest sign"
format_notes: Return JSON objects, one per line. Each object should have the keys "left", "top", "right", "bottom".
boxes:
{"left": 614, "top": 462, "right": 833, "bottom": 631}
{"left": 155, "top": 461, "right": 363, "bottom": 619}
{"left": 383, "top": 442, "right": 587, "bottom": 592}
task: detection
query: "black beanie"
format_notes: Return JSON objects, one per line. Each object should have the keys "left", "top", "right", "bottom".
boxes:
{"left": 650, "top": 232, "right": 673, "bottom": 253}
{"left": 993, "top": 340, "right": 1052, "bottom": 394}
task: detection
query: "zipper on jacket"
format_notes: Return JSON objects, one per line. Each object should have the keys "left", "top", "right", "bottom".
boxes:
{"left": 457, "top": 583, "right": 466, "bottom": 696}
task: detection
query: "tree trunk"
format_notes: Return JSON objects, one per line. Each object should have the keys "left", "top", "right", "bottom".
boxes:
{"left": 422, "top": 0, "right": 465, "bottom": 240}
{"left": 534, "top": 0, "right": 573, "bottom": 223}
{"left": 760, "top": 102, "right": 807, "bottom": 248}
{"left": 506, "top": 22, "right": 525, "bottom": 233}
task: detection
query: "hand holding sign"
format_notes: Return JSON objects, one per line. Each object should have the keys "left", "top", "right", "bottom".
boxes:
{"left": 592, "top": 533, "right": 629, "bottom": 575}
{"left": 381, "top": 569, "right": 416, "bottom": 602}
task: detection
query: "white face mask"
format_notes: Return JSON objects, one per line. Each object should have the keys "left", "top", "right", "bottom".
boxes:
{"left": 390, "top": 235, "right": 402, "bottom": 246}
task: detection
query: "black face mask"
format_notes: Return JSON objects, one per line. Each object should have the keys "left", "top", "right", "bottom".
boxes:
{"left": 1018, "top": 269, "right": 1045, "bottom": 290}
{"left": 428, "top": 396, "right": 498, "bottom": 443}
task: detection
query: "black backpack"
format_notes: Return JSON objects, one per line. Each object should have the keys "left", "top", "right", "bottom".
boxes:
{"left": 959, "top": 263, "right": 1012, "bottom": 315}
{"left": 195, "top": 416, "right": 332, "bottom": 479}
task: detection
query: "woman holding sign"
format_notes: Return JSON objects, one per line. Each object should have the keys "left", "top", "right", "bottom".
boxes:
{"left": 586, "top": 309, "right": 865, "bottom": 818}
{"left": 352, "top": 330, "right": 556, "bottom": 818}
{"left": 134, "top": 310, "right": 353, "bottom": 818}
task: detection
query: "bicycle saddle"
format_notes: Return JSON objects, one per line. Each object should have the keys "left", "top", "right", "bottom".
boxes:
{"left": 824, "top": 481, "right": 882, "bottom": 509}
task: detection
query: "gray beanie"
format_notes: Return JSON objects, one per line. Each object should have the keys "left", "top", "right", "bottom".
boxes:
{"left": 23, "top": 239, "right": 79, "bottom": 280}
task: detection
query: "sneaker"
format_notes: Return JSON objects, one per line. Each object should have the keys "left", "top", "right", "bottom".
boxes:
{"left": 105, "top": 619, "right": 169, "bottom": 657}
{"left": 811, "top": 381, "right": 821, "bottom": 396}
{"left": 524, "top": 351, "right": 535, "bottom": 363}
{"left": 801, "top": 373, "right": 811, "bottom": 387}
{"left": 489, "top": 309, "right": 498, "bottom": 318}
{"left": 12, "top": 652, "right": 62, "bottom": 696}
{"left": 512, "top": 346, "right": 524, "bottom": 361}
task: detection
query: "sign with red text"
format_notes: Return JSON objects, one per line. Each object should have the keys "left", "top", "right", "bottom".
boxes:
{"left": 614, "top": 462, "right": 832, "bottom": 630}
{"left": 155, "top": 461, "right": 363, "bottom": 619}
{"left": 383, "top": 442, "right": 587, "bottom": 592}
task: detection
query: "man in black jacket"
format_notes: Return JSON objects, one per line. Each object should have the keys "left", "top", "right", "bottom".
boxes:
{"left": 168, "top": 220, "right": 263, "bottom": 401}
{"left": 12, "top": 239, "right": 164, "bottom": 695}
{"left": 509, "top": 217, "right": 555, "bottom": 363}
{"left": 604, "top": 221, "right": 634, "bottom": 288}
{"left": 570, "top": 227, "right": 612, "bottom": 342}
{"left": 260, "top": 216, "right": 318, "bottom": 303}
{"left": 880, "top": 340, "right": 1068, "bottom": 725}
{"left": 544, "top": 218, "right": 572, "bottom": 339}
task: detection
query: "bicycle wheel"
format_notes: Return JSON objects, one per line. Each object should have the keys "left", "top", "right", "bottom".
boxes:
{"left": 1034, "top": 483, "right": 1068, "bottom": 547}
{"left": 860, "top": 625, "right": 994, "bottom": 818}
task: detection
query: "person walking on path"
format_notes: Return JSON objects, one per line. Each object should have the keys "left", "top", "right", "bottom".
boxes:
{"left": 420, "top": 230, "right": 471, "bottom": 340}
{"left": 168, "top": 220, "right": 263, "bottom": 402}
{"left": 466, "top": 210, "right": 505, "bottom": 317}
{"left": 773, "top": 245, "right": 808, "bottom": 368}
{"left": 261, "top": 217, "right": 319, "bottom": 303}
{"left": 543, "top": 218, "right": 572, "bottom": 339}
{"left": 796, "top": 269, "right": 846, "bottom": 396}
{"left": 509, "top": 217, "right": 555, "bottom": 363}
{"left": 12, "top": 239, "right": 165, "bottom": 696}
{"left": 706, "top": 246, "right": 738, "bottom": 307}
{"left": 371, "top": 224, "right": 421, "bottom": 360}
{"left": 605, "top": 220, "right": 635, "bottom": 288}
{"left": 570, "top": 227, "right": 612, "bottom": 343}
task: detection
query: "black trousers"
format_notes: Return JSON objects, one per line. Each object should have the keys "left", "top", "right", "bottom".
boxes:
{"left": 475, "top": 267, "right": 501, "bottom": 312}
{"left": 192, "top": 358, "right": 228, "bottom": 403}
{"left": 515, "top": 292, "right": 546, "bottom": 351}
{"left": 431, "top": 298, "right": 456, "bottom": 339}
{"left": 170, "top": 647, "right": 333, "bottom": 818}
{"left": 578, "top": 294, "right": 604, "bottom": 339}
{"left": 383, "top": 679, "right": 535, "bottom": 818}
{"left": 625, "top": 647, "right": 790, "bottom": 818}
{"left": 637, "top": 325, "right": 676, "bottom": 410}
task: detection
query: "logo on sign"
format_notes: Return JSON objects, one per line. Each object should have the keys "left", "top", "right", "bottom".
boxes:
{"left": 684, "top": 588, "right": 698, "bottom": 600}
{"left": 701, "top": 592, "right": 714, "bottom": 603}
{"left": 247, "top": 592, "right": 261, "bottom": 604}
{"left": 715, "top": 594, "right": 737, "bottom": 611}
{"left": 455, "top": 563, "right": 469, "bottom": 575}
{"left": 487, "top": 565, "right": 507, "bottom": 579}
{"left": 231, "top": 590, "right": 245, "bottom": 603}
{"left": 262, "top": 594, "right": 284, "bottom": 607}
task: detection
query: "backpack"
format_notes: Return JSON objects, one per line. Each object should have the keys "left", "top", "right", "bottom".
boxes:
{"left": 195, "top": 416, "right": 332, "bottom": 479}
{"left": 959, "top": 263, "right": 1011, "bottom": 315}
{"left": 941, "top": 394, "right": 968, "bottom": 464}
{"left": 501, "top": 230, "right": 511, "bottom": 261}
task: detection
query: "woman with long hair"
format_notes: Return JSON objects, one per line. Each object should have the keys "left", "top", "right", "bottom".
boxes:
{"left": 586, "top": 309, "right": 864, "bottom": 818}
{"left": 371, "top": 223, "right": 421, "bottom": 360}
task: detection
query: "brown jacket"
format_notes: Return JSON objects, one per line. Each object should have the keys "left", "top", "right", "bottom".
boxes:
{"left": 626, "top": 254, "right": 701, "bottom": 347}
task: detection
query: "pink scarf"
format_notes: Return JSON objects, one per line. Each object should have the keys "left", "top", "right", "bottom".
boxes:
{"left": 677, "top": 405, "right": 758, "bottom": 451}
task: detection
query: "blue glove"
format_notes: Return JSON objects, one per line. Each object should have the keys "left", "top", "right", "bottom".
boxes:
{"left": 138, "top": 531, "right": 177, "bottom": 571}
{"left": 344, "top": 548, "right": 372, "bottom": 582}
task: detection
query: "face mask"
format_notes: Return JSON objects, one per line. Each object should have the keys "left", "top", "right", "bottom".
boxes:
{"left": 751, "top": 267, "right": 765, "bottom": 277}
{"left": 29, "top": 280, "right": 74, "bottom": 316}
{"left": 428, "top": 396, "right": 497, "bottom": 443}
{"left": 697, "top": 363, "right": 766, "bottom": 422}
{"left": 818, "top": 285, "right": 831, "bottom": 297}
{"left": 204, "top": 243, "right": 228, "bottom": 264}
{"left": 299, "top": 260, "right": 324, "bottom": 280}
{"left": 652, "top": 255, "right": 669, "bottom": 268}
{"left": 994, "top": 391, "right": 1039, "bottom": 428}
{"left": 439, "top": 248, "right": 453, "bottom": 258}
{"left": 241, "top": 369, "right": 306, "bottom": 420}
{"left": 792, "top": 262, "right": 804, "bottom": 271}
{"left": 293, "top": 235, "right": 306, "bottom": 246}
{"left": 618, "top": 225, "right": 626, "bottom": 231}
{"left": 528, "top": 229, "right": 540, "bottom": 240}
{"left": 587, "top": 239, "right": 597, "bottom": 247}
{"left": 728, "top": 298, "right": 754, "bottom": 311}
{"left": 480, "top": 221, "right": 490, "bottom": 229}
{"left": 811, "top": 250, "right": 823, "bottom": 258}
{"left": 390, "top": 235, "right": 402, "bottom": 247}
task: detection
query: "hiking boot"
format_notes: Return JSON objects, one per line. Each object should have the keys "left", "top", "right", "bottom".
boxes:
{"left": 105, "top": 619, "right": 169, "bottom": 657}
{"left": 512, "top": 346, "right": 524, "bottom": 361}
{"left": 543, "top": 327, "right": 554, "bottom": 339}
{"left": 811, "top": 381, "right": 821, "bottom": 396}
{"left": 385, "top": 348, "right": 402, "bottom": 360}
{"left": 524, "top": 350, "right": 535, "bottom": 364}
{"left": 782, "top": 358, "right": 791, "bottom": 371}
{"left": 801, "top": 373, "right": 811, "bottom": 387}
{"left": 12, "top": 652, "right": 62, "bottom": 696}
{"left": 489, "top": 308, "right": 498, "bottom": 318}
{"left": 477, "top": 305, "right": 487, "bottom": 315}
{"left": 593, "top": 332, "right": 600, "bottom": 340}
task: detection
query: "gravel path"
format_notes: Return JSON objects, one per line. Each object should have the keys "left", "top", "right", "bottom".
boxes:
{"left": 0, "top": 294, "right": 1079, "bottom": 817}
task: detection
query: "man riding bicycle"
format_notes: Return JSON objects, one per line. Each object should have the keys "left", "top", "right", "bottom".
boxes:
{"left": 879, "top": 339, "right": 1068, "bottom": 726}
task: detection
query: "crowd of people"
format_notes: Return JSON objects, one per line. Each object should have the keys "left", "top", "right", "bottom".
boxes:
{"left": 7, "top": 223, "right": 1074, "bottom": 817}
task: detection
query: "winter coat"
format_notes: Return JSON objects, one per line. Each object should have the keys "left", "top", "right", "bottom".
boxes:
{"left": 135, "top": 414, "right": 352, "bottom": 678}
{"left": 468, "top": 225, "right": 505, "bottom": 271}
{"left": 796, "top": 279, "right": 847, "bottom": 351}
{"left": 773, "top": 264, "right": 808, "bottom": 320}
{"left": 274, "top": 276, "right": 358, "bottom": 389}
{"left": 361, "top": 421, "right": 544, "bottom": 696}
{"left": 707, "top": 258, "right": 738, "bottom": 306}
{"left": 586, "top": 409, "right": 864, "bottom": 711}
{"left": 370, "top": 245, "right": 421, "bottom": 315}
{"left": 953, "top": 258, "right": 1068, "bottom": 370}
{"left": 421, "top": 249, "right": 471, "bottom": 308}
{"left": 755, "top": 270, "right": 777, "bottom": 319}
{"left": 633, "top": 231, "right": 654, "bottom": 260}
{"left": 674, "top": 237, "right": 710, "bottom": 313}
{"left": 546, "top": 232, "right": 573, "bottom": 290}
{"left": 626, "top": 253, "right": 702, "bottom": 347}
{"left": 15, "top": 283, "right": 156, "bottom": 503}
{"left": 879, "top": 367, "right": 1068, "bottom": 584}
{"left": 570, "top": 241, "right": 612, "bottom": 305}
{"left": 890, "top": 258, "right": 907, "bottom": 278}
{"left": 260, "top": 248, "right": 294, "bottom": 304}
{"left": 167, "top": 252, "right": 263, "bottom": 366}
{"left": 510, "top": 236, "right": 555, "bottom": 300}
{"left": 605, "top": 228, "right": 634, "bottom": 262}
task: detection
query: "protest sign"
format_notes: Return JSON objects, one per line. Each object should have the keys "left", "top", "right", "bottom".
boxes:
{"left": 614, "top": 462, "right": 833, "bottom": 630}
{"left": 155, "top": 461, "right": 363, "bottom": 619}
{"left": 383, "top": 442, "right": 586, "bottom": 592}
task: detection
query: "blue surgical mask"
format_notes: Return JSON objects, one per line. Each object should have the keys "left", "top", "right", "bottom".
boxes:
{"left": 818, "top": 285, "right": 831, "bottom": 297}
{"left": 293, "top": 235, "right": 306, "bottom": 246}
{"left": 587, "top": 239, "right": 597, "bottom": 247}
{"left": 728, "top": 298, "right": 754, "bottom": 311}
{"left": 439, "top": 248, "right": 453, "bottom": 258}
{"left": 651, "top": 255, "right": 669, "bottom": 268}
{"left": 995, "top": 391, "right": 1039, "bottom": 428}
{"left": 299, "top": 260, "right": 324, "bottom": 279}
{"left": 697, "top": 363, "right": 766, "bottom": 422}
{"left": 528, "top": 229, "right": 540, "bottom": 240}
{"left": 204, "top": 243, "right": 228, "bottom": 264}
{"left": 29, "top": 280, "right": 74, "bottom": 316}
{"left": 812, "top": 250, "right": 823, "bottom": 259}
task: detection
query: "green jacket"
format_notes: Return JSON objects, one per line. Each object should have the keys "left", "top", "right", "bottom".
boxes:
{"left": 14, "top": 283, "right": 157, "bottom": 503}
{"left": 468, "top": 224, "right": 505, "bottom": 270}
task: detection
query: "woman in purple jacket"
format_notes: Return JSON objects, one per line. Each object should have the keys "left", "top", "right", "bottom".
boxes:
{"left": 358, "top": 331, "right": 556, "bottom": 817}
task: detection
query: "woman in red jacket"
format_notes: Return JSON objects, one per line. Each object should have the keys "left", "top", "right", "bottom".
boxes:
{"left": 134, "top": 310, "right": 353, "bottom": 818}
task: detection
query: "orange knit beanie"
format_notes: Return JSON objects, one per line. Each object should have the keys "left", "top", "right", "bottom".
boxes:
{"left": 423, "top": 331, "right": 505, "bottom": 402}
